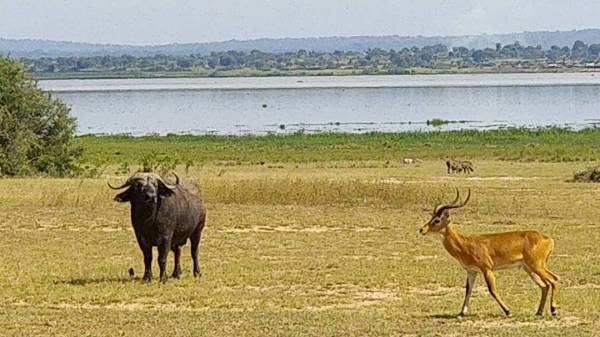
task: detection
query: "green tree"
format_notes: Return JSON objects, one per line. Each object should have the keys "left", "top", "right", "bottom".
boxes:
{"left": 0, "top": 57, "right": 81, "bottom": 176}
{"left": 588, "top": 43, "right": 600, "bottom": 57}
{"left": 571, "top": 40, "right": 589, "bottom": 59}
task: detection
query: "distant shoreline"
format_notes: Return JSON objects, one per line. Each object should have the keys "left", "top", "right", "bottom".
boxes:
{"left": 31, "top": 67, "right": 600, "bottom": 81}
{"left": 39, "top": 72, "right": 600, "bottom": 93}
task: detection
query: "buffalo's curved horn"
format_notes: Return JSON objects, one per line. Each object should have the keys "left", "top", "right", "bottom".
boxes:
{"left": 158, "top": 172, "right": 179, "bottom": 190}
{"left": 107, "top": 173, "right": 146, "bottom": 189}
{"left": 107, "top": 180, "right": 131, "bottom": 190}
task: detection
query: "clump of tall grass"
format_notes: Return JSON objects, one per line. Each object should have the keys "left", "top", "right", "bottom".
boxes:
{"left": 201, "top": 177, "right": 446, "bottom": 208}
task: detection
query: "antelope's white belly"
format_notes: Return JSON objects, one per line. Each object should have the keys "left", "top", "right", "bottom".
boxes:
{"left": 493, "top": 261, "right": 523, "bottom": 270}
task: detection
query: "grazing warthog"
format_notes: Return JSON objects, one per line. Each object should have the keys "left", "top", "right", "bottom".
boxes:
{"left": 446, "top": 159, "right": 461, "bottom": 173}
{"left": 446, "top": 159, "right": 474, "bottom": 174}
{"left": 109, "top": 172, "right": 206, "bottom": 283}
{"left": 458, "top": 160, "right": 474, "bottom": 174}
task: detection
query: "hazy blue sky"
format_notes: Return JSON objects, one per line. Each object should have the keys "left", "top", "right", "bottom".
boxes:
{"left": 1, "top": 0, "right": 599, "bottom": 45}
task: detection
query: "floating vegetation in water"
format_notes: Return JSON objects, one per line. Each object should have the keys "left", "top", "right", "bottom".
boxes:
{"left": 426, "top": 119, "right": 475, "bottom": 127}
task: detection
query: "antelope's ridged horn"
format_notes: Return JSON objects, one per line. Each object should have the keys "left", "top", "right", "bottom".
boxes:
{"left": 435, "top": 188, "right": 470, "bottom": 213}
{"left": 444, "top": 188, "right": 471, "bottom": 210}
{"left": 451, "top": 187, "right": 461, "bottom": 204}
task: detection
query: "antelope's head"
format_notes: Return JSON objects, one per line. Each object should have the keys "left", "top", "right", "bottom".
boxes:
{"left": 419, "top": 188, "right": 470, "bottom": 235}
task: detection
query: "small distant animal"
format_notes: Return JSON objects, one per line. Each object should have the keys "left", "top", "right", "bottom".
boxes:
{"left": 457, "top": 160, "right": 474, "bottom": 174}
{"left": 403, "top": 158, "right": 423, "bottom": 164}
{"left": 128, "top": 268, "right": 135, "bottom": 278}
{"left": 446, "top": 159, "right": 474, "bottom": 174}
{"left": 109, "top": 172, "right": 206, "bottom": 283}
{"left": 446, "top": 159, "right": 461, "bottom": 173}
{"left": 419, "top": 188, "right": 560, "bottom": 317}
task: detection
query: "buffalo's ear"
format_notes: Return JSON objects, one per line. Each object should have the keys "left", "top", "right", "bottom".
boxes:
{"left": 157, "top": 182, "right": 176, "bottom": 198}
{"left": 114, "top": 190, "right": 131, "bottom": 202}
{"left": 158, "top": 186, "right": 175, "bottom": 198}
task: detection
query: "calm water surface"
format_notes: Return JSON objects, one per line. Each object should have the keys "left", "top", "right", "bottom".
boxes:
{"left": 39, "top": 73, "right": 600, "bottom": 135}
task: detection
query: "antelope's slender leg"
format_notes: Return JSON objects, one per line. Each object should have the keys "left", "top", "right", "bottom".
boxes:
{"left": 483, "top": 269, "right": 511, "bottom": 316}
{"left": 459, "top": 271, "right": 477, "bottom": 316}
{"left": 544, "top": 267, "right": 560, "bottom": 315}
{"left": 524, "top": 265, "right": 549, "bottom": 315}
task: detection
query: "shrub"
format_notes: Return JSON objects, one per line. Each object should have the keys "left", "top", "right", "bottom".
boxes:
{"left": 0, "top": 57, "right": 81, "bottom": 176}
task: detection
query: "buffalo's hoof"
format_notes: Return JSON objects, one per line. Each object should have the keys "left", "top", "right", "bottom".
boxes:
{"left": 171, "top": 272, "right": 181, "bottom": 279}
{"left": 193, "top": 271, "right": 202, "bottom": 278}
{"left": 160, "top": 277, "right": 168, "bottom": 284}
{"left": 141, "top": 275, "right": 152, "bottom": 283}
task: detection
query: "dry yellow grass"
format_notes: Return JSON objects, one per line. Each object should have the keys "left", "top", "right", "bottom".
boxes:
{"left": 1, "top": 160, "right": 600, "bottom": 336}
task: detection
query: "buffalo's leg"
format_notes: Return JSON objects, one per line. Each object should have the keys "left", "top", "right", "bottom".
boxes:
{"left": 157, "top": 237, "right": 172, "bottom": 283}
{"left": 141, "top": 243, "right": 153, "bottom": 282}
{"left": 190, "top": 219, "right": 205, "bottom": 278}
{"left": 171, "top": 245, "right": 182, "bottom": 278}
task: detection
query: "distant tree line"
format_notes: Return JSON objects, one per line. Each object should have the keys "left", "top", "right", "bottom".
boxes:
{"left": 20, "top": 41, "right": 600, "bottom": 76}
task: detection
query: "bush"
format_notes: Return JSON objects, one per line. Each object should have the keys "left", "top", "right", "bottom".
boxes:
{"left": 572, "top": 166, "right": 600, "bottom": 182}
{"left": 0, "top": 57, "right": 81, "bottom": 176}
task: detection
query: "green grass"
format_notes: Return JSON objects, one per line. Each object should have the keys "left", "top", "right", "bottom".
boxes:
{"left": 76, "top": 128, "right": 600, "bottom": 168}
{"left": 1, "top": 161, "right": 600, "bottom": 336}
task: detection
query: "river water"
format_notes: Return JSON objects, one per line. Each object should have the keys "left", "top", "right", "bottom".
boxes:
{"left": 39, "top": 73, "right": 600, "bottom": 135}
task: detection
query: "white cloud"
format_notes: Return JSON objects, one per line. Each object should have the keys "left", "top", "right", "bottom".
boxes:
{"left": 0, "top": 0, "right": 598, "bottom": 44}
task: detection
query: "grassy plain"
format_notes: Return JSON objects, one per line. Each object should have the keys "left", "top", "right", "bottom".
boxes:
{"left": 1, "top": 155, "right": 600, "bottom": 336}
{"left": 76, "top": 128, "right": 600, "bottom": 168}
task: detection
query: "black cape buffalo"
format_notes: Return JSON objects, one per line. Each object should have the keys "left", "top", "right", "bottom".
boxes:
{"left": 109, "top": 172, "right": 206, "bottom": 283}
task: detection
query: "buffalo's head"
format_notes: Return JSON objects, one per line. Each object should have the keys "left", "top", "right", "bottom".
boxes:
{"left": 108, "top": 172, "right": 179, "bottom": 204}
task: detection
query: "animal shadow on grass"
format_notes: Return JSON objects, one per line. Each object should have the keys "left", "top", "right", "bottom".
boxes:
{"left": 429, "top": 313, "right": 463, "bottom": 320}
{"left": 55, "top": 276, "right": 139, "bottom": 286}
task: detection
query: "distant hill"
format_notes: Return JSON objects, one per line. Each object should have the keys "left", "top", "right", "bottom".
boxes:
{"left": 3, "top": 29, "right": 600, "bottom": 58}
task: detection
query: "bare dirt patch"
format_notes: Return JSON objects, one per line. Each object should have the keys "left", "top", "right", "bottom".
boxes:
{"left": 378, "top": 176, "right": 548, "bottom": 185}
{"left": 407, "top": 284, "right": 465, "bottom": 296}
{"left": 568, "top": 283, "right": 600, "bottom": 290}
{"left": 455, "top": 315, "right": 582, "bottom": 329}
{"left": 218, "top": 225, "right": 375, "bottom": 233}
{"left": 413, "top": 255, "right": 439, "bottom": 261}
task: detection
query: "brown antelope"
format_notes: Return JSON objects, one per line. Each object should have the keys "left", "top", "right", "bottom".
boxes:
{"left": 419, "top": 189, "right": 559, "bottom": 317}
